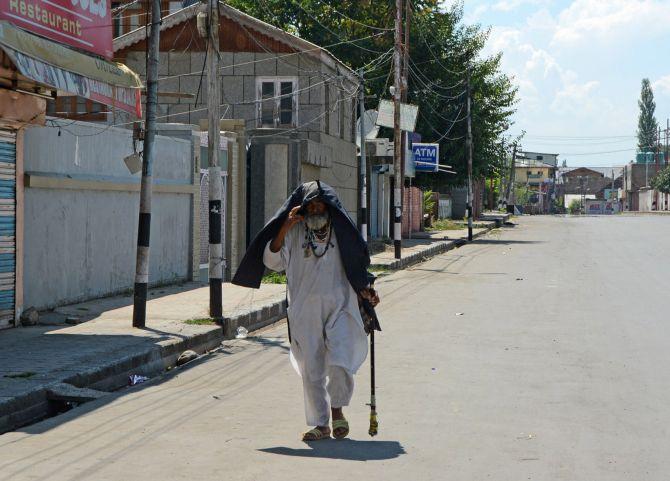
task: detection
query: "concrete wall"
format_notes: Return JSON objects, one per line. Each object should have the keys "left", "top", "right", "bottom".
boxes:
{"left": 301, "top": 134, "right": 358, "bottom": 221}
{"left": 264, "top": 144, "right": 289, "bottom": 222}
{"left": 121, "top": 51, "right": 357, "bottom": 142}
{"left": 22, "top": 120, "right": 197, "bottom": 310}
{"left": 639, "top": 189, "right": 654, "bottom": 212}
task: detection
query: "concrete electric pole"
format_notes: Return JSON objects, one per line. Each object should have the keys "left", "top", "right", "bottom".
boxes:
{"left": 465, "top": 66, "right": 474, "bottom": 241}
{"left": 132, "top": 0, "right": 161, "bottom": 328}
{"left": 393, "top": 0, "right": 403, "bottom": 259}
{"left": 207, "top": 0, "right": 223, "bottom": 321}
{"left": 358, "top": 69, "right": 368, "bottom": 242}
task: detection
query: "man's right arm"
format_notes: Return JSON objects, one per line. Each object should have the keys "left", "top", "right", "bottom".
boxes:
{"left": 270, "top": 206, "right": 303, "bottom": 253}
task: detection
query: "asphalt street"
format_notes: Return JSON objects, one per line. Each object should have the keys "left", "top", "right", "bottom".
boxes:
{"left": 1, "top": 215, "right": 669, "bottom": 480}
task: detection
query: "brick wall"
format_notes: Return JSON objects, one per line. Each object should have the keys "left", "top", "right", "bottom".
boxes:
{"left": 402, "top": 187, "right": 423, "bottom": 236}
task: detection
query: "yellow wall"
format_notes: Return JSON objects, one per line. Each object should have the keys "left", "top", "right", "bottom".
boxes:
{"left": 515, "top": 166, "right": 553, "bottom": 184}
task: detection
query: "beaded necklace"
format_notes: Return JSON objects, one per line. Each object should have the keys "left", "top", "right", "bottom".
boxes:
{"left": 302, "top": 219, "right": 334, "bottom": 258}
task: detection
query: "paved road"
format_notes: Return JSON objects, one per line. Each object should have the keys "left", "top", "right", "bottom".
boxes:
{"left": 2, "top": 216, "right": 669, "bottom": 480}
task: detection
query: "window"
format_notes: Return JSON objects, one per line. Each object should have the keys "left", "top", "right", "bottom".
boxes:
{"left": 112, "top": 2, "right": 121, "bottom": 37}
{"left": 169, "top": 1, "right": 183, "bottom": 14}
{"left": 129, "top": 13, "right": 140, "bottom": 32}
{"left": 256, "top": 78, "right": 297, "bottom": 128}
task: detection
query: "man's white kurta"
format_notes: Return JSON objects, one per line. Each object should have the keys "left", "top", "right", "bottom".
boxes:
{"left": 263, "top": 223, "right": 368, "bottom": 382}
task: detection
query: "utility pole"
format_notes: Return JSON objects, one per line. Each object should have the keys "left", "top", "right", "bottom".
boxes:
{"left": 509, "top": 143, "right": 517, "bottom": 207}
{"left": 132, "top": 0, "right": 161, "bottom": 328}
{"left": 666, "top": 118, "right": 669, "bottom": 165}
{"left": 358, "top": 69, "right": 368, "bottom": 242}
{"left": 504, "top": 142, "right": 516, "bottom": 207}
{"left": 207, "top": 0, "right": 223, "bottom": 321}
{"left": 393, "top": 0, "right": 403, "bottom": 259}
{"left": 401, "top": 0, "right": 410, "bottom": 240}
{"left": 465, "top": 66, "right": 473, "bottom": 241}
{"left": 655, "top": 125, "right": 661, "bottom": 172}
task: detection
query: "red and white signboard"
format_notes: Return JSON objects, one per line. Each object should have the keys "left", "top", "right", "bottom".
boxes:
{"left": 0, "top": 0, "right": 112, "bottom": 58}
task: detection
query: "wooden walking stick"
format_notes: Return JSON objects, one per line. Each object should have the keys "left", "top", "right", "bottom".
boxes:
{"left": 361, "top": 297, "right": 381, "bottom": 436}
{"left": 369, "top": 327, "right": 378, "bottom": 436}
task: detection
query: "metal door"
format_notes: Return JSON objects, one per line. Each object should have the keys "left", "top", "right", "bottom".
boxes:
{"left": 0, "top": 130, "right": 16, "bottom": 328}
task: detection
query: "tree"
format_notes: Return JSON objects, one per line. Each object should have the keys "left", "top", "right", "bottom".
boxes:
{"left": 637, "top": 78, "right": 659, "bottom": 153}
{"left": 651, "top": 166, "right": 670, "bottom": 194}
{"left": 568, "top": 199, "right": 581, "bottom": 215}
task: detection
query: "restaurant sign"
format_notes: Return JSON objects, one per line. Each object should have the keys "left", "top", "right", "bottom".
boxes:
{"left": 0, "top": 21, "right": 142, "bottom": 116}
{"left": 0, "top": 0, "right": 112, "bottom": 58}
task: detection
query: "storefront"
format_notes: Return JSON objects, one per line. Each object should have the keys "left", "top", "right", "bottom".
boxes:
{"left": 0, "top": 18, "right": 141, "bottom": 328}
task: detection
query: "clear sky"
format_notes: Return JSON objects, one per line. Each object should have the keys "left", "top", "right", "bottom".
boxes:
{"left": 453, "top": 0, "right": 670, "bottom": 167}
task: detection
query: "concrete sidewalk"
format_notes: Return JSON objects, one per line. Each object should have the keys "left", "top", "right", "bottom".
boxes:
{"left": 0, "top": 220, "right": 499, "bottom": 433}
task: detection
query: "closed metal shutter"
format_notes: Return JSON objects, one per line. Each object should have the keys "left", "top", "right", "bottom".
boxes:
{"left": 0, "top": 130, "right": 16, "bottom": 328}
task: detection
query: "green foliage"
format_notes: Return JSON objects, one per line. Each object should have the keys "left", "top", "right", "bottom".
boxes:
{"left": 514, "top": 186, "right": 531, "bottom": 205}
{"left": 568, "top": 199, "right": 582, "bottom": 214}
{"left": 226, "top": 0, "right": 518, "bottom": 191}
{"left": 651, "top": 166, "right": 670, "bottom": 194}
{"left": 262, "top": 271, "right": 287, "bottom": 284}
{"left": 638, "top": 78, "right": 659, "bottom": 153}
{"left": 423, "top": 190, "right": 435, "bottom": 216}
{"left": 184, "top": 318, "right": 216, "bottom": 325}
{"left": 429, "top": 219, "right": 465, "bottom": 230}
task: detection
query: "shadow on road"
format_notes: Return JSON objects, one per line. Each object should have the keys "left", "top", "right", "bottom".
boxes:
{"left": 243, "top": 336, "right": 290, "bottom": 352}
{"left": 472, "top": 239, "right": 543, "bottom": 245}
{"left": 259, "top": 439, "right": 406, "bottom": 461}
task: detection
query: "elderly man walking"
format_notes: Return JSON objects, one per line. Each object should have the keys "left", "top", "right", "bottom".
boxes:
{"left": 233, "top": 181, "right": 379, "bottom": 441}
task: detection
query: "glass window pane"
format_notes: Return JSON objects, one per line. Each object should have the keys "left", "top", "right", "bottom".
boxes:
{"left": 262, "top": 82, "right": 275, "bottom": 98}
{"left": 279, "top": 81, "right": 294, "bottom": 125}
{"left": 280, "top": 81, "right": 293, "bottom": 96}
{"left": 279, "top": 110, "right": 292, "bottom": 125}
{"left": 261, "top": 100, "right": 275, "bottom": 125}
{"left": 280, "top": 94, "right": 292, "bottom": 111}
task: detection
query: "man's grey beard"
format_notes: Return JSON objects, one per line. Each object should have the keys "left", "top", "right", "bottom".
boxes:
{"left": 305, "top": 213, "right": 329, "bottom": 230}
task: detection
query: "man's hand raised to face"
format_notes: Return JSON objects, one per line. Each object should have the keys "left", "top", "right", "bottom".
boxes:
{"left": 286, "top": 206, "right": 304, "bottom": 227}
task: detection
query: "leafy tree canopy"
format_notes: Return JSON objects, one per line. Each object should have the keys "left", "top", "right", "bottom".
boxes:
{"left": 651, "top": 166, "right": 670, "bottom": 194}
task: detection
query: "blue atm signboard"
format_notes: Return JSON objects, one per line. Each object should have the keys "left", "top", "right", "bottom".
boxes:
{"left": 412, "top": 143, "right": 439, "bottom": 172}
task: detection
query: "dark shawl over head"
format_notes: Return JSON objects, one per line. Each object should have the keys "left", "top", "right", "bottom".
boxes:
{"left": 232, "top": 181, "right": 373, "bottom": 292}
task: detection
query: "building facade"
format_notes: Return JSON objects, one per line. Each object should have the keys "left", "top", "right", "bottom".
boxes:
{"left": 108, "top": 3, "right": 360, "bottom": 239}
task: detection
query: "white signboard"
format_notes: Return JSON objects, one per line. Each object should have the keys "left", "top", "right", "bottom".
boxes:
{"left": 376, "top": 100, "right": 419, "bottom": 132}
